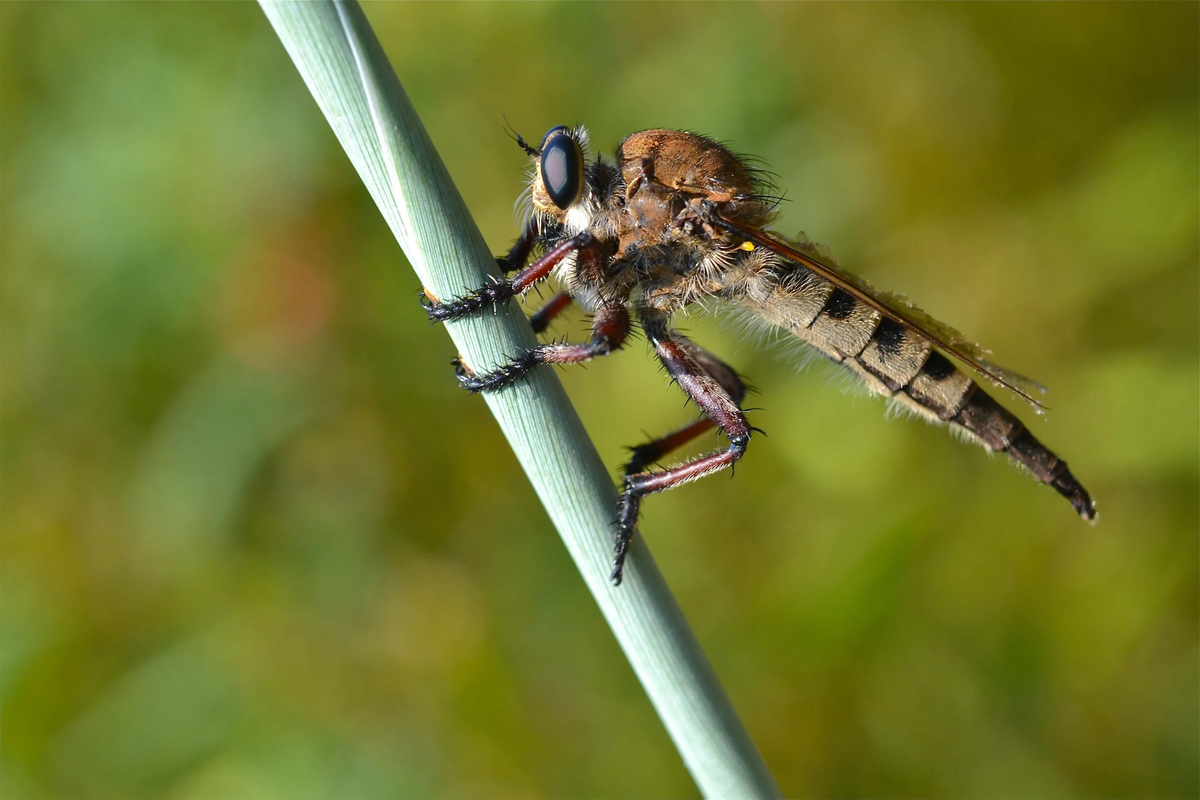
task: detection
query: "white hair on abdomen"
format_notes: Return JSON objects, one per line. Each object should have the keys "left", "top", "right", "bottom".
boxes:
{"left": 719, "top": 301, "right": 875, "bottom": 403}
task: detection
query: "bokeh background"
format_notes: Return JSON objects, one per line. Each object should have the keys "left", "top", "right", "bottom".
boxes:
{"left": 3, "top": 3, "right": 1196, "bottom": 798}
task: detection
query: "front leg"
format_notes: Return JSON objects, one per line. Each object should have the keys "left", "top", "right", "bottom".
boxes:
{"left": 611, "top": 322, "right": 751, "bottom": 585}
{"left": 422, "top": 232, "right": 593, "bottom": 322}
{"left": 455, "top": 302, "right": 630, "bottom": 393}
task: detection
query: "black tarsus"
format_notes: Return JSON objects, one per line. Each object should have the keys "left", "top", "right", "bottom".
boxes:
{"left": 452, "top": 302, "right": 629, "bottom": 394}
{"left": 421, "top": 275, "right": 515, "bottom": 323}
{"left": 453, "top": 351, "right": 539, "bottom": 393}
{"left": 423, "top": 232, "right": 593, "bottom": 323}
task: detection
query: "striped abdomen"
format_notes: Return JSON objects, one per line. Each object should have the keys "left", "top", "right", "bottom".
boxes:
{"left": 741, "top": 266, "right": 1096, "bottom": 520}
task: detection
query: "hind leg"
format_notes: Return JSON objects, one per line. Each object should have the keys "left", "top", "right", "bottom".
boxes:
{"left": 612, "top": 327, "right": 752, "bottom": 584}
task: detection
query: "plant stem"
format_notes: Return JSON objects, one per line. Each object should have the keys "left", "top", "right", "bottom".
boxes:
{"left": 259, "top": 3, "right": 780, "bottom": 797}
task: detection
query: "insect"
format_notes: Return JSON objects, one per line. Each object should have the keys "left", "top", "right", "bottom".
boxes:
{"left": 423, "top": 125, "right": 1096, "bottom": 585}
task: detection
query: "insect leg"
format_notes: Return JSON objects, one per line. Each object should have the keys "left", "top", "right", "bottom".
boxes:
{"left": 498, "top": 217, "right": 538, "bottom": 274}
{"left": 611, "top": 326, "right": 751, "bottom": 585}
{"left": 422, "top": 231, "right": 593, "bottom": 322}
{"left": 625, "top": 418, "right": 718, "bottom": 475}
{"left": 624, "top": 343, "right": 748, "bottom": 474}
{"left": 454, "top": 302, "right": 629, "bottom": 393}
{"left": 528, "top": 291, "right": 574, "bottom": 335}
{"left": 492, "top": 219, "right": 572, "bottom": 334}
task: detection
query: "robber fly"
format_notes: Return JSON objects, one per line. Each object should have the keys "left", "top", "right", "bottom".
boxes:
{"left": 423, "top": 125, "right": 1096, "bottom": 585}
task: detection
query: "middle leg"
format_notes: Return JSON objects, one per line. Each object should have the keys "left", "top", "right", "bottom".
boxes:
{"left": 455, "top": 302, "right": 630, "bottom": 393}
{"left": 528, "top": 291, "right": 574, "bottom": 335}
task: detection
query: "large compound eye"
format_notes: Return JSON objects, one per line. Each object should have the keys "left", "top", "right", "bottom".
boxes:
{"left": 540, "top": 125, "right": 570, "bottom": 147}
{"left": 539, "top": 128, "right": 584, "bottom": 210}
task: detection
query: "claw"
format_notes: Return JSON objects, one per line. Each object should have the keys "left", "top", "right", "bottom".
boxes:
{"left": 419, "top": 292, "right": 439, "bottom": 318}
{"left": 451, "top": 357, "right": 484, "bottom": 393}
{"left": 609, "top": 559, "right": 625, "bottom": 586}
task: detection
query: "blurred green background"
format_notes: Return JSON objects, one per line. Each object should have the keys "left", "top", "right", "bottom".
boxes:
{"left": 2, "top": 3, "right": 1196, "bottom": 798}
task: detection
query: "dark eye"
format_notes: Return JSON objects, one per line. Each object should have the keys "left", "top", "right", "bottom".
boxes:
{"left": 539, "top": 130, "right": 583, "bottom": 210}
{"left": 540, "top": 125, "right": 570, "bottom": 147}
